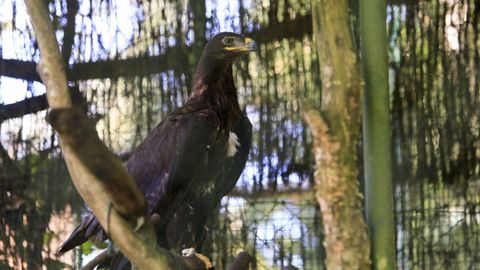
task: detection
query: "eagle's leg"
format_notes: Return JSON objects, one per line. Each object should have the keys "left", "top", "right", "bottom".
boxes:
{"left": 182, "top": 247, "right": 214, "bottom": 269}
{"left": 133, "top": 216, "right": 146, "bottom": 231}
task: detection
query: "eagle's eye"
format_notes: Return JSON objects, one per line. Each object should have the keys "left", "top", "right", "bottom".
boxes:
{"left": 223, "top": 37, "right": 234, "bottom": 45}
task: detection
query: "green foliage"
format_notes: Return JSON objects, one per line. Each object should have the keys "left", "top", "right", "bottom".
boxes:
{"left": 80, "top": 240, "right": 108, "bottom": 256}
{"left": 81, "top": 241, "right": 93, "bottom": 255}
{"left": 43, "top": 231, "right": 53, "bottom": 246}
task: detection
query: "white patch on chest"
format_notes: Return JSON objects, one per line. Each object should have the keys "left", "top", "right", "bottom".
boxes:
{"left": 227, "top": 131, "right": 240, "bottom": 157}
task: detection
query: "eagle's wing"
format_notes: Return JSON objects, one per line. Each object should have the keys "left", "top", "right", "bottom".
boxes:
{"left": 162, "top": 113, "right": 252, "bottom": 252}
{"left": 129, "top": 107, "right": 220, "bottom": 216}
{"left": 58, "top": 107, "right": 220, "bottom": 255}
{"left": 107, "top": 108, "right": 221, "bottom": 270}
{"left": 217, "top": 113, "right": 252, "bottom": 199}
{"left": 198, "top": 114, "right": 252, "bottom": 246}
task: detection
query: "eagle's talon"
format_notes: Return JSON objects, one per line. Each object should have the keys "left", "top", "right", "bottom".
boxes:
{"left": 134, "top": 216, "right": 146, "bottom": 231}
{"left": 182, "top": 248, "right": 213, "bottom": 269}
{"left": 194, "top": 252, "right": 214, "bottom": 269}
{"left": 182, "top": 247, "right": 196, "bottom": 257}
{"left": 195, "top": 252, "right": 213, "bottom": 269}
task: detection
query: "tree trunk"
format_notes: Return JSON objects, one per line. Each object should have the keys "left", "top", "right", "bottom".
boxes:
{"left": 360, "top": 0, "right": 396, "bottom": 268}
{"left": 305, "top": 0, "right": 371, "bottom": 269}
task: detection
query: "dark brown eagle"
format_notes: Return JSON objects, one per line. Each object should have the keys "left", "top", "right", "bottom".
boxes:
{"left": 58, "top": 32, "right": 256, "bottom": 269}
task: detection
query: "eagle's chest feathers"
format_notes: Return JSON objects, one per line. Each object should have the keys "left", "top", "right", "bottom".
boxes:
{"left": 200, "top": 131, "right": 239, "bottom": 196}
{"left": 227, "top": 131, "right": 240, "bottom": 157}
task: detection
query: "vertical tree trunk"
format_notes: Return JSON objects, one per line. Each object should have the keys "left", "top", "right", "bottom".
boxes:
{"left": 360, "top": 0, "right": 395, "bottom": 269}
{"left": 305, "top": 0, "right": 371, "bottom": 269}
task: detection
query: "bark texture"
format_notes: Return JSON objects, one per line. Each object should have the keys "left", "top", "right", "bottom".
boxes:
{"left": 306, "top": 0, "right": 371, "bottom": 269}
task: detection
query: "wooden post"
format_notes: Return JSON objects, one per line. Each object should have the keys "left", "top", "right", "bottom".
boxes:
{"left": 306, "top": 0, "right": 371, "bottom": 269}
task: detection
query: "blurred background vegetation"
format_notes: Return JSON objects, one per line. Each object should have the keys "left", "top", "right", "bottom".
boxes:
{"left": 0, "top": 0, "right": 479, "bottom": 269}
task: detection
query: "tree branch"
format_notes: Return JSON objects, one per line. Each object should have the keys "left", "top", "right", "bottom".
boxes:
{"left": 249, "top": 14, "right": 312, "bottom": 44}
{"left": 0, "top": 85, "right": 86, "bottom": 122}
{"left": 0, "top": 13, "right": 313, "bottom": 122}
{"left": 24, "top": 2, "right": 70, "bottom": 108}
{"left": 0, "top": 48, "right": 187, "bottom": 82}
{"left": 0, "top": 59, "right": 41, "bottom": 81}
{"left": 47, "top": 108, "right": 146, "bottom": 216}
{"left": 84, "top": 249, "right": 253, "bottom": 270}
{"left": 0, "top": 14, "right": 312, "bottom": 82}
{"left": 0, "top": 94, "right": 48, "bottom": 121}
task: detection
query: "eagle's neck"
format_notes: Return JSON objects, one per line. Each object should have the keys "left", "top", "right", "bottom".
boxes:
{"left": 188, "top": 61, "right": 242, "bottom": 128}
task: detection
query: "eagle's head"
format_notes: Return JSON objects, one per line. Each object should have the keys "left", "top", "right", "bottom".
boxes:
{"left": 203, "top": 32, "right": 258, "bottom": 62}
{"left": 191, "top": 32, "right": 257, "bottom": 93}
{"left": 194, "top": 33, "right": 257, "bottom": 82}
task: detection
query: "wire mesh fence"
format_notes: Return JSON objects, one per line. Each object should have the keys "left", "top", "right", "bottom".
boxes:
{"left": 1, "top": 0, "right": 480, "bottom": 269}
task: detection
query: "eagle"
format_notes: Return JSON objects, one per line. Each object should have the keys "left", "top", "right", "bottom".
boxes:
{"left": 58, "top": 32, "right": 256, "bottom": 269}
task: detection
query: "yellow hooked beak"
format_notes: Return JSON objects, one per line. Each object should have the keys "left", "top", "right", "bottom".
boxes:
{"left": 225, "top": 37, "right": 258, "bottom": 52}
